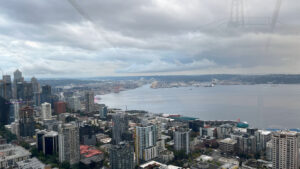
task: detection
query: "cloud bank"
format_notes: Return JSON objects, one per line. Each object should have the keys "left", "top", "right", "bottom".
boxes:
{"left": 0, "top": 0, "right": 300, "bottom": 77}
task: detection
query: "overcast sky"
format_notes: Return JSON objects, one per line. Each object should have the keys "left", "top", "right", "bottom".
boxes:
{"left": 0, "top": 0, "right": 299, "bottom": 77}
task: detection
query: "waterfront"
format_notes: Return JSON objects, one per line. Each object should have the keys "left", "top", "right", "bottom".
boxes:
{"left": 97, "top": 84, "right": 300, "bottom": 129}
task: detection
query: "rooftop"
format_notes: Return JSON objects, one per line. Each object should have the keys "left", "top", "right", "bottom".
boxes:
{"left": 0, "top": 144, "right": 31, "bottom": 162}
{"left": 220, "top": 138, "right": 237, "bottom": 144}
{"left": 16, "top": 157, "right": 45, "bottom": 169}
{"left": 80, "top": 145, "right": 103, "bottom": 158}
{"left": 140, "top": 161, "right": 182, "bottom": 169}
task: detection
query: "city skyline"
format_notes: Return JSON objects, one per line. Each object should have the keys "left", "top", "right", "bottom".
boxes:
{"left": 0, "top": 0, "right": 300, "bottom": 77}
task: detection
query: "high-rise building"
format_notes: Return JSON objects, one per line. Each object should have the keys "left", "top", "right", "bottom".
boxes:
{"left": 58, "top": 122, "right": 80, "bottom": 165}
{"left": 33, "top": 92, "right": 41, "bottom": 106}
{"left": 36, "top": 130, "right": 47, "bottom": 152}
{"left": 112, "top": 112, "right": 128, "bottom": 145}
{"left": 0, "top": 96, "right": 10, "bottom": 126}
{"left": 11, "top": 100, "right": 20, "bottom": 122}
{"left": 135, "top": 124, "right": 158, "bottom": 164}
{"left": 9, "top": 99, "right": 19, "bottom": 123}
{"left": 66, "top": 96, "right": 81, "bottom": 112}
{"left": 41, "top": 102, "right": 52, "bottom": 120}
{"left": 110, "top": 142, "right": 135, "bottom": 169}
{"left": 16, "top": 82, "right": 24, "bottom": 100}
{"left": 13, "top": 69, "right": 23, "bottom": 82}
{"left": 41, "top": 85, "right": 51, "bottom": 103}
{"left": 54, "top": 101, "right": 66, "bottom": 114}
{"left": 174, "top": 127, "right": 191, "bottom": 155}
{"left": 79, "top": 124, "right": 96, "bottom": 145}
{"left": 272, "top": 131, "right": 298, "bottom": 169}
{"left": 0, "top": 80, "right": 11, "bottom": 100}
{"left": 255, "top": 130, "right": 272, "bottom": 152}
{"left": 36, "top": 130, "right": 59, "bottom": 155}
{"left": 19, "top": 106, "right": 35, "bottom": 137}
{"left": 14, "top": 81, "right": 33, "bottom": 101}
{"left": 13, "top": 69, "right": 23, "bottom": 99}
{"left": 23, "top": 82, "right": 33, "bottom": 101}
{"left": 85, "top": 91, "right": 94, "bottom": 113}
{"left": 1, "top": 75, "right": 12, "bottom": 100}
{"left": 3, "top": 75, "right": 11, "bottom": 83}
{"left": 31, "top": 77, "right": 40, "bottom": 93}
{"left": 100, "top": 105, "right": 108, "bottom": 119}
{"left": 43, "top": 131, "right": 59, "bottom": 155}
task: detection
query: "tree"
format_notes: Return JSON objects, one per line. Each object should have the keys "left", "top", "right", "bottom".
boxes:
{"left": 60, "top": 161, "right": 71, "bottom": 169}
{"left": 0, "top": 126, "right": 17, "bottom": 142}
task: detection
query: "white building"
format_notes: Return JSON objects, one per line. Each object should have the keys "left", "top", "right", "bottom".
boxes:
{"left": 174, "top": 128, "right": 191, "bottom": 154}
{"left": 144, "top": 146, "right": 158, "bottom": 162}
{"left": 272, "top": 131, "right": 298, "bottom": 169}
{"left": 41, "top": 102, "right": 52, "bottom": 120}
{"left": 0, "top": 144, "right": 31, "bottom": 168}
{"left": 200, "top": 127, "right": 215, "bottom": 138}
{"left": 266, "top": 140, "right": 273, "bottom": 161}
{"left": 135, "top": 124, "right": 157, "bottom": 164}
{"left": 140, "top": 161, "right": 182, "bottom": 169}
{"left": 10, "top": 99, "right": 20, "bottom": 121}
{"left": 66, "top": 96, "right": 81, "bottom": 111}
{"left": 59, "top": 122, "right": 80, "bottom": 165}
{"left": 16, "top": 157, "right": 45, "bottom": 169}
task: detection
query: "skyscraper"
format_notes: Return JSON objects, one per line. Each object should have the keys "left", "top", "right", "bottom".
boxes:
{"left": 19, "top": 106, "right": 35, "bottom": 137}
{"left": 41, "top": 102, "right": 52, "bottom": 120}
{"left": 9, "top": 99, "right": 19, "bottom": 123}
{"left": 99, "top": 105, "right": 108, "bottom": 119}
{"left": 13, "top": 69, "right": 23, "bottom": 83}
{"left": 16, "top": 82, "right": 24, "bottom": 100}
{"left": 0, "top": 96, "right": 10, "bottom": 126}
{"left": 110, "top": 142, "right": 135, "bottom": 169}
{"left": 23, "top": 82, "right": 33, "bottom": 101}
{"left": 33, "top": 92, "right": 41, "bottom": 106}
{"left": 174, "top": 127, "right": 191, "bottom": 155}
{"left": 58, "top": 122, "right": 80, "bottom": 165}
{"left": 11, "top": 100, "right": 20, "bottom": 122}
{"left": 1, "top": 75, "right": 12, "bottom": 100}
{"left": 13, "top": 69, "right": 23, "bottom": 99}
{"left": 36, "top": 130, "right": 47, "bottom": 152}
{"left": 135, "top": 124, "right": 158, "bottom": 164}
{"left": 112, "top": 112, "right": 128, "bottom": 145}
{"left": 31, "top": 77, "right": 40, "bottom": 93}
{"left": 43, "top": 131, "right": 59, "bottom": 155}
{"left": 3, "top": 75, "right": 11, "bottom": 83}
{"left": 272, "top": 131, "right": 298, "bottom": 169}
{"left": 84, "top": 91, "right": 94, "bottom": 113}
{"left": 66, "top": 96, "right": 81, "bottom": 112}
{"left": 41, "top": 85, "right": 51, "bottom": 103}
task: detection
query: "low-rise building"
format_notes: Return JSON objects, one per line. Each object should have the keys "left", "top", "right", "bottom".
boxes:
{"left": 16, "top": 157, "right": 45, "bottom": 169}
{"left": 158, "top": 150, "right": 174, "bottom": 163}
{"left": 140, "top": 160, "right": 182, "bottom": 169}
{"left": 0, "top": 144, "right": 31, "bottom": 168}
{"left": 219, "top": 138, "right": 237, "bottom": 153}
{"left": 80, "top": 145, "right": 104, "bottom": 167}
{"left": 242, "top": 159, "right": 272, "bottom": 169}
{"left": 196, "top": 155, "right": 213, "bottom": 162}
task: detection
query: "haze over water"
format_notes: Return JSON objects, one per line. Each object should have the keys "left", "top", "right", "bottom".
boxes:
{"left": 97, "top": 84, "right": 300, "bottom": 129}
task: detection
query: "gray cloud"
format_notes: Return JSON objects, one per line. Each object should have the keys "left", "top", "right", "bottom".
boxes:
{"left": 0, "top": 0, "right": 299, "bottom": 77}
